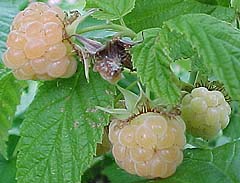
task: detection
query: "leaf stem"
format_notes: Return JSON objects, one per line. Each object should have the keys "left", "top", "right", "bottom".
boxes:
{"left": 77, "top": 23, "right": 137, "bottom": 38}
{"left": 189, "top": 71, "right": 198, "bottom": 85}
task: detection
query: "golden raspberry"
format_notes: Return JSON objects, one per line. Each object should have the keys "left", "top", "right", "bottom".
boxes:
{"left": 109, "top": 112, "right": 186, "bottom": 178}
{"left": 3, "top": 2, "right": 77, "bottom": 80}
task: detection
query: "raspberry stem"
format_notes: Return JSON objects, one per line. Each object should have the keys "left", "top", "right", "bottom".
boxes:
{"left": 77, "top": 23, "right": 137, "bottom": 38}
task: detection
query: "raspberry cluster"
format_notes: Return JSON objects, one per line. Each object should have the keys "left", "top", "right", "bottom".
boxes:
{"left": 109, "top": 112, "right": 186, "bottom": 178}
{"left": 181, "top": 87, "right": 231, "bottom": 139}
{"left": 3, "top": 2, "right": 77, "bottom": 80}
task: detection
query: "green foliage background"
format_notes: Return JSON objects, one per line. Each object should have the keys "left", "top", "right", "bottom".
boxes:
{"left": 0, "top": 0, "right": 240, "bottom": 182}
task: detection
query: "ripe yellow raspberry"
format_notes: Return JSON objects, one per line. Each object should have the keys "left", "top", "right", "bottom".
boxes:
{"left": 2, "top": 2, "right": 77, "bottom": 80}
{"left": 109, "top": 112, "right": 186, "bottom": 178}
{"left": 181, "top": 87, "right": 231, "bottom": 139}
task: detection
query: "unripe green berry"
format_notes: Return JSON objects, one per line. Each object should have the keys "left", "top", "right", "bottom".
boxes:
{"left": 181, "top": 87, "right": 231, "bottom": 140}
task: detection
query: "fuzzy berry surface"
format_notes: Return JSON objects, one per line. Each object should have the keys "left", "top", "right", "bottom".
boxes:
{"left": 2, "top": 2, "right": 77, "bottom": 80}
{"left": 181, "top": 87, "right": 231, "bottom": 140}
{"left": 109, "top": 112, "right": 186, "bottom": 179}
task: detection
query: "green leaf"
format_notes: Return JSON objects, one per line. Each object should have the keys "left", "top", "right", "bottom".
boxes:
{"left": 0, "top": 2, "right": 18, "bottom": 59}
{"left": 231, "top": 0, "right": 240, "bottom": 11}
{"left": 102, "top": 161, "right": 145, "bottom": 183}
{"left": 124, "top": 0, "right": 235, "bottom": 32}
{"left": 118, "top": 72, "right": 139, "bottom": 94}
{"left": 163, "top": 30, "right": 194, "bottom": 61}
{"left": 223, "top": 102, "right": 240, "bottom": 140}
{"left": 0, "top": 72, "right": 21, "bottom": 159}
{"left": 163, "top": 14, "right": 240, "bottom": 102}
{"left": 15, "top": 81, "right": 38, "bottom": 116}
{"left": 216, "top": 0, "right": 230, "bottom": 6}
{"left": 86, "top": 0, "right": 135, "bottom": 20}
{"left": 96, "top": 106, "right": 131, "bottom": 120}
{"left": 0, "top": 116, "right": 19, "bottom": 183}
{"left": 111, "top": 140, "right": 240, "bottom": 183}
{"left": 117, "top": 85, "right": 138, "bottom": 112}
{"left": 82, "top": 155, "right": 113, "bottom": 182}
{"left": 10, "top": 0, "right": 29, "bottom": 10}
{"left": 132, "top": 28, "right": 181, "bottom": 105}
{"left": 16, "top": 69, "right": 114, "bottom": 183}
{"left": 160, "top": 29, "right": 210, "bottom": 75}
{"left": 0, "top": 155, "right": 17, "bottom": 183}
{"left": 196, "top": 0, "right": 230, "bottom": 6}
{"left": 59, "top": 0, "right": 86, "bottom": 11}
{"left": 149, "top": 140, "right": 240, "bottom": 183}
{"left": 7, "top": 122, "right": 22, "bottom": 158}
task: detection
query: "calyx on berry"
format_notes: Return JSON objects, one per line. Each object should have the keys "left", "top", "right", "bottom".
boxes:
{"left": 97, "top": 85, "right": 186, "bottom": 179}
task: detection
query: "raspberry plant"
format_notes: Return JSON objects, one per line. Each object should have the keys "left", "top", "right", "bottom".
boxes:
{"left": 0, "top": 0, "right": 240, "bottom": 183}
